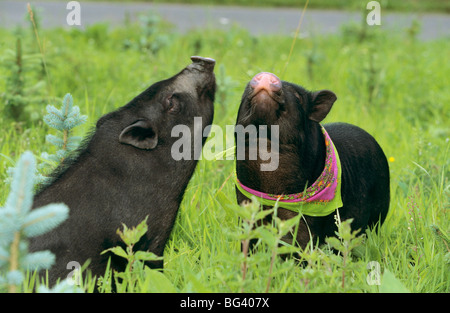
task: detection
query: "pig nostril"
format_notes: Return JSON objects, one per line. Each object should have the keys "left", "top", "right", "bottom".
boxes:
{"left": 270, "top": 78, "right": 282, "bottom": 91}
{"left": 250, "top": 77, "right": 259, "bottom": 88}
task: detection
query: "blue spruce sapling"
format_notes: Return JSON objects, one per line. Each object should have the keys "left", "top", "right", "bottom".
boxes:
{"left": 38, "top": 93, "right": 87, "bottom": 183}
{"left": 0, "top": 151, "right": 69, "bottom": 292}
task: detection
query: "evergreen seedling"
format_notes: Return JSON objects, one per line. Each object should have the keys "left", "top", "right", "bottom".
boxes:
{"left": 43, "top": 93, "right": 87, "bottom": 162}
{"left": 1, "top": 30, "right": 46, "bottom": 124}
{"left": 0, "top": 151, "right": 69, "bottom": 292}
{"left": 38, "top": 93, "right": 87, "bottom": 183}
{"left": 4, "top": 94, "right": 87, "bottom": 185}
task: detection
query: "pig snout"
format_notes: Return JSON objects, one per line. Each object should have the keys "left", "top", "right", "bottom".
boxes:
{"left": 250, "top": 72, "right": 282, "bottom": 94}
{"left": 189, "top": 56, "right": 216, "bottom": 72}
{"left": 248, "top": 72, "right": 284, "bottom": 119}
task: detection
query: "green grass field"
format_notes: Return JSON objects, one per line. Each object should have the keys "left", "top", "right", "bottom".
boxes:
{"left": 0, "top": 8, "right": 449, "bottom": 293}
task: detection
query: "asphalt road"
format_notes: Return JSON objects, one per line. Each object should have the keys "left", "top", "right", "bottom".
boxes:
{"left": 0, "top": 1, "right": 449, "bottom": 40}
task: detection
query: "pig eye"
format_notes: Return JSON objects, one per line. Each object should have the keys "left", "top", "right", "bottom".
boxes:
{"left": 166, "top": 94, "right": 181, "bottom": 114}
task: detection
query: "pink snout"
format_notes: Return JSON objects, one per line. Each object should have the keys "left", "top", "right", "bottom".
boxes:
{"left": 250, "top": 72, "right": 282, "bottom": 94}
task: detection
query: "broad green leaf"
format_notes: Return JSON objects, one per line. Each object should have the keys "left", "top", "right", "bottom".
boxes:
{"left": 101, "top": 246, "right": 128, "bottom": 259}
{"left": 258, "top": 228, "right": 278, "bottom": 246}
{"left": 224, "top": 203, "right": 252, "bottom": 221}
{"left": 379, "top": 269, "right": 410, "bottom": 293}
{"left": 255, "top": 208, "right": 274, "bottom": 221}
{"left": 277, "top": 215, "right": 301, "bottom": 236}
{"left": 277, "top": 245, "right": 300, "bottom": 255}
{"left": 116, "top": 216, "right": 148, "bottom": 246}
{"left": 134, "top": 251, "right": 162, "bottom": 261}
{"left": 325, "top": 237, "right": 343, "bottom": 252}
{"left": 142, "top": 268, "right": 177, "bottom": 293}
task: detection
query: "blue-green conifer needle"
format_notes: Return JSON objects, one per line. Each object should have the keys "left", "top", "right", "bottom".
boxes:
{"left": 61, "top": 94, "right": 74, "bottom": 117}
{"left": 45, "top": 104, "right": 64, "bottom": 121}
{"left": 43, "top": 109, "right": 64, "bottom": 131}
{"left": 38, "top": 279, "right": 84, "bottom": 293}
{"left": 23, "top": 203, "right": 69, "bottom": 238}
{"left": 0, "top": 246, "right": 9, "bottom": 267}
{"left": 22, "top": 250, "right": 55, "bottom": 271}
{"left": 6, "top": 271, "right": 24, "bottom": 286}
{"left": 0, "top": 151, "right": 73, "bottom": 292}
{"left": 0, "top": 208, "right": 20, "bottom": 245}
{"left": 66, "top": 136, "right": 82, "bottom": 150}
{"left": 45, "top": 134, "right": 64, "bottom": 148}
{"left": 5, "top": 151, "right": 36, "bottom": 216}
{"left": 67, "top": 105, "right": 80, "bottom": 118}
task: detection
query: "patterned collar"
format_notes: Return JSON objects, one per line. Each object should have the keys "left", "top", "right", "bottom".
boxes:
{"left": 235, "top": 125, "right": 342, "bottom": 217}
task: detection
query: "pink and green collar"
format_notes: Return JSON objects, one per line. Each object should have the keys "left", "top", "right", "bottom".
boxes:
{"left": 235, "top": 125, "right": 343, "bottom": 217}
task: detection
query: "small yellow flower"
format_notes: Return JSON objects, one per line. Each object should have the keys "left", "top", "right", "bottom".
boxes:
{"left": 388, "top": 157, "right": 395, "bottom": 162}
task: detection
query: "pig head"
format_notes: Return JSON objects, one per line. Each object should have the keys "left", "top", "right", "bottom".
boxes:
{"left": 235, "top": 72, "right": 390, "bottom": 250}
{"left": 30, "top": 56, "right": 216, "bottom": 285}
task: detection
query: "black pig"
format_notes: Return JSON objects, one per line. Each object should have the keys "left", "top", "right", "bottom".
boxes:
{"left": 235, "top": 72, "right": 389, "bottom": 249}
{"left": 30, "top": 56, "right": 216, "bottom": 285}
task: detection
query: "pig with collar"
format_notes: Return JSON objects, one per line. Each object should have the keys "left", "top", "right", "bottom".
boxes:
{"left": 235, "top": 72, "right": 390, "bottom": 249}
{"left": 30, "top": 56, "right": 216, "bottom": 285}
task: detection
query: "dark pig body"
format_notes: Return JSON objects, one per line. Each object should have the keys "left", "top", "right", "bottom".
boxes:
{"left": 235, "top": 72, "right": 389, "bottom": 249}
{"left": 30, "top": 57, "right": 216, "bottom": 284}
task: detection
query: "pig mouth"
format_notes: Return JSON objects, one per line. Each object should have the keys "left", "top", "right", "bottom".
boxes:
{"left": 242, "top": 92, "right": 284, "bottom": 125}
{"left": 249, "top": 89, "right": 285, "bottom": 117}
{"left": 251, "top": 89, "right": 283, "bottom": 105}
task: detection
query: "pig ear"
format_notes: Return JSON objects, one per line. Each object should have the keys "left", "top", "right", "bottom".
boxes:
{"left": 119, "top": 120, "right": 158, "bottom": 150}
{"left": 309, "top": 90, "right": 337, "bottom": 123}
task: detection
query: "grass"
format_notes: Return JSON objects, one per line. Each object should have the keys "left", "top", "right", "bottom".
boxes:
{"left": 0, "top": 8, "right": 449, "bottom": 293}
